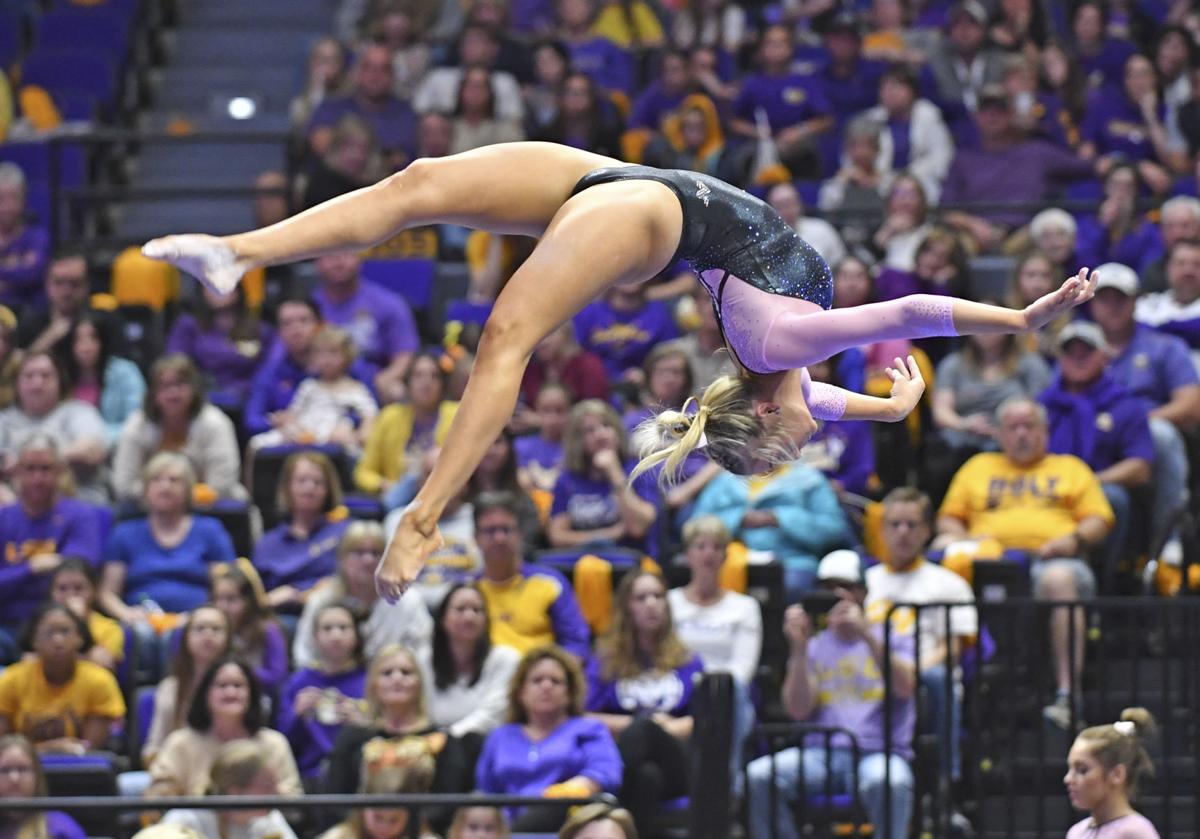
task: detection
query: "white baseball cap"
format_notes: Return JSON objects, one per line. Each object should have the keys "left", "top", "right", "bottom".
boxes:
{"left": 816, "top": 549, "right": 863, "bottom": 584}
{"left": 1093, "top": 262, "right": 1140, "bottom": 297}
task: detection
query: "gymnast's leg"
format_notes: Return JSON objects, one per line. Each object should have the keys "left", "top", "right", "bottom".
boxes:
{"left": 142, "top": 142, "right": 623, "bottom": 293}
{"left": 375, "top": 179, "right": 683, "bottom": 600}
{"left": 761, "top": 269, "right": 1098, "bottom": 371}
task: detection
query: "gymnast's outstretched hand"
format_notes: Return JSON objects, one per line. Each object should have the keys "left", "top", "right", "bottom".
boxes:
{"left": 1022, "top": 267, "right": 1099, "bottom": 331}
{"left": 142, "top": 234, "right": 248, "bottom": 296}
{"left": 376, "top": 503, "right": 443, "bottom": 603}
{"left": 886, "top": 355, "right": 925, "bottom": 419}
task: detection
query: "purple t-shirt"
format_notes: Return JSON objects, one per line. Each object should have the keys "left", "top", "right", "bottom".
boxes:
{"left": 314, "top": 281, "right": 420, "bottom": 373}
{"left": 1039, "top": 373, "right": 1156, "bottom": 474}
{"left": 39, "top": 811, "right": 87, "bottom": 839}
{"left": 805, "top": 626, "right": 916, "bottom": 759}
{"left": 585, "top": 653, "right": 705, "bottom": 716}
{"left": 307, "top": 95, "right": 418, "bottom": 158}
{"left": 573, "top": 298, "right": 679, "bottom": 380}
{"left": 1065, "top": 813, "right": 1160, "bottom": 839}
{"left": 476, "top": 716, "right": 623, "bottom": 798}
{"left": 630, "top": 83, "right": 687, "bottom": 130}
{"left": 550, "top": 465, "right": 659, "bottom": 554}
{"left": 1081, "top": 87, "right": 1167, "bottom": 163}
{"left": 1110, "top": 324, "right": 1200, "bottom": 411}
{"left": 252, "top": 517, "right": 351, "bottom": 596}
{"left": 0, "top": 224, "right": 51, "bottom": 310}
{"left": 0, "top": 498, "right": 103, "bottom": 627}
{"left": 104, "top": 516, "right": 236, "bottom": 613}
{"left": 165, "top": 315, "right": 274, "bottom": 402}
{"left": 514, "top": 434, "right": 564, "bottom": 493}
{"left": 566, "top": 38, "right": 635, "bottom": 94}
{"left": 801, "top": 420, "right": 874, "bottom": 496}
{"left": 818, "top": 58, "right": 887, "bottom": 123}
{"left": 733, "top": 73, "right": 833, "bottom": 134}
{"left": 1077, "top": 39, "right": 1137, "bottom": 89}
{"left": 277, "top": 666, "right": 367, "bottom": 777}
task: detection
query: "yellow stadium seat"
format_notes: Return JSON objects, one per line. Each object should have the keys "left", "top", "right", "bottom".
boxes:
{"left": 111, "top": 245, "right": 179, "bottom": 310}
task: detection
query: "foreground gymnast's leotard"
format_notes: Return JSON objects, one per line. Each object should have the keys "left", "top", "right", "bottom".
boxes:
{"left": 572, "top": 165, "right": 958, "bottom": 419}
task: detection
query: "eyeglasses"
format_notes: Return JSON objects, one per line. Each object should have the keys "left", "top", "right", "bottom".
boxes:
{"left": 476, "top": 525, "right": 517, "bottom": 538}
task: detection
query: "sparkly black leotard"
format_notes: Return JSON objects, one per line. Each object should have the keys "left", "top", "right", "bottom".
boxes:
{"left": 571, "top": 165, "right": 833, "bottom": 371}
{"left": 570, "top": 165, "right": 957, "bottom": 419}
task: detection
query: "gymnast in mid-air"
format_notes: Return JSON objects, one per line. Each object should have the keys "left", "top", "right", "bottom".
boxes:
{"left": 143, "top": 141, "right": 1098, "bottom": 600}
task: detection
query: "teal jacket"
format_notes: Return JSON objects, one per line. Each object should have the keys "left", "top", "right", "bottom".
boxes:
{"left": 692, "top": 463, "right": 851, "bottom": 567}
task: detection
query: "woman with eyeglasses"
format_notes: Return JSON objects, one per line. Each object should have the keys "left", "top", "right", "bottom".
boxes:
{"left": 0, "top": 734, "right": 85, "bottom": 838}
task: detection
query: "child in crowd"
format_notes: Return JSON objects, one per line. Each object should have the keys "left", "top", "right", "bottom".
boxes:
{"left": 248, "top": 326, "right": 378, "bottom": 455}
{"left": 277, "top": 602, "right": 368, "bottom": 780}
{"left": 210, "top": 561, "right": 290, "bottom": 695}
{"left": 48, "top": 558, "right": 124, "bottom": 672}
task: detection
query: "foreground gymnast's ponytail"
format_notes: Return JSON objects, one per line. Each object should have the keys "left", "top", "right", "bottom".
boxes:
{"left": 1076, "top": 707, "right": 1157, "bottom": 799}
{"left": 632, "top": 374, "right": 773, "bottom": 483}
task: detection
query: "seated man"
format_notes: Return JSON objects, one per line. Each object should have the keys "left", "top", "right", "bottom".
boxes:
{"left": 0, "top": 435, "right": 103, "bottom": 663}
{"left": 1136, "top": 238, "right": 1200, "bottom": 371}
{"left": 12, "top": 247, "right": 125, "bottom": 356}
{"left": 0, "top": 163, "right": 50, "bottom": 312}
{"left": 1091, "top": 262, "right": 1200, "bottom": 561}
{"left": 934, "top": 396, "right": 1113, "bottom": 727}
{"left": 866, "top": 487, "right": 975, "bottom": 782}
{"left": 1038, "top": 321, "right": 1153, "bottom": 583}
{"left": 747, "top": 550, "right": 916, "bottom": 839}
{"left": 472, "top": 490, "right": 590, "bottom": 658}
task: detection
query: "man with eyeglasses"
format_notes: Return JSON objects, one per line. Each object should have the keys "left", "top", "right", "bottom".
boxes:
{"left": 12, "top": 247, "right": 126, "bottom": 356}
{"left": 472, "top": 491, "right": 590, "bottom": 658}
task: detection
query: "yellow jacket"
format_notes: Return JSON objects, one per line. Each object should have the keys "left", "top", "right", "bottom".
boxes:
{"left": 354, "top": 401, "right": 458, "bottom": 493}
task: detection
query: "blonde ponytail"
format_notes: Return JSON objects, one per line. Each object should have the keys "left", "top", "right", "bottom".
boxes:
{"left": 632, "top": 374, "right": 783, "bottom": 483}
{"left": 1078, "top": 707, "right": 1158, "bottom": 799}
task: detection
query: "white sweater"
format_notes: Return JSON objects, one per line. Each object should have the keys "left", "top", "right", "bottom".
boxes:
{"left": 417, "top": 643, "right": 521, "bottom": 737}
{"left": 667, "top": 588, "right": 762, "bottom": 685}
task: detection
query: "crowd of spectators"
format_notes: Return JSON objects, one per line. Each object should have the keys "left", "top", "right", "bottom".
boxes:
{"left": 2, "top": 0, "right": 1200, "bottom": 835}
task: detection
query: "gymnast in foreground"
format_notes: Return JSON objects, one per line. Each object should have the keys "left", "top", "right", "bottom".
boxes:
{"left": 142, "top": 142, "right": 1098, "bottom": 600}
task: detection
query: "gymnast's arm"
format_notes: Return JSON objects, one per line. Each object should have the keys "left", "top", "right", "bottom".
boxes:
{"left": 806, "top": 357, "right": 925, "bottom": 424}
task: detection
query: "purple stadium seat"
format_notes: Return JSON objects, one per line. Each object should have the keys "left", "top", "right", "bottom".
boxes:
{"left": 22, "top": 48, "right": 119, "bottom": 109}
{"left": 444, "top": 298, "right": 493, "bottom": 327}
{"left": 35, "top": 7, "right": 130, "bottom": 57}
{"left": 360, "top": 258, "right": 436, "bottom": 311}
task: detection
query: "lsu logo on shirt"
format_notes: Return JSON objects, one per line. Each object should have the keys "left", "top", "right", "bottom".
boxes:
{"left": 588, "top": 322, "right": 652, "bottom": 349}
{"left": 985, "top": 475, "right": 1062, "bottom": 509}
{"left": 5, "top": 539, "right": 58, "bottom": 565}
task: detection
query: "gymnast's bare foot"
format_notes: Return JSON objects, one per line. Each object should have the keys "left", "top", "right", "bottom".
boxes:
{"left": 1023, "top": 267, "right": 1099, "bottom": 331}
{"left": 142, "top": 234, "right": 249, "bottom": 295}
{"left": 376, "top": 505, "right": 443, "bottom": 603}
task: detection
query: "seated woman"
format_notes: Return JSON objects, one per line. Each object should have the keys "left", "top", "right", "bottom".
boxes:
{"left": 159, "top": 739, "right": 298, "bottom": 839}
{"left": 165, "top": 286, "right": 273, "bottom": 408}
{"left": 476, "top": 645, "right": 622, "bottom": 831}
{"left": 318, "top": 736, "right": 441, "bottom": 839}
{"left": 326, "top": 644, "right": 473, "bottom": 830}
{"left": 557, "top": 803, "right": 637, "bottom": 839}
{"left": 253, "top": 451, "right": 352, "bottom": 615}
{"left": 0, "top": 351, "right": 109, "bottom": 503}
{"left": 586, "top": 569, "right": 704, "bottom": 837}
{"left": 353, "top": 352, "right": 458, "bottom": 509}
{"left": 1007, "top": 251, "right": 1071, "bottom": 358}
{"left": 0, "top": 604, "right": 125, "bottom": 754}
{"left": 0, "top": 604, "right": 123, "bottom": 753}
{"left": 143, "top": 605, "right": 232, "bottom": 767}
{"left": 450, "top": 67, "right": 526, "bottom": 154}
{"left": 277, "top": 602, "right": 367, "bottom": 780}
{"left": 418, "top": 584, "right": 520, "bottom": 741}
{"left": 147, "top": 656, "right": 301, "bottom": 798}
{"left": 0, "top": 734, "right": 86, "bottom": 838}
{"left": 112, "top": 354, "right": 246, "bottom": 504}
{"left": 58, "top": 314, "right": 146, "bottom": 445}
{"left": 101, "top": 453, "right": 237, "bottom": 624}
{"left": 621, "top": 344, "right": 695, "bottom": 435}
{"left": 926, "top": 322, "right": 1051, "bottom": 502}
{"left": 210, "top": 561, "right": 289, "bottom": 696}
{"left": 466, "top": 430, "right": 542, "bottom": 547}
{"left": 48, "top": 559, "right": 125, "bottom": 672}
{"left": 547, "top": 400, "right": 658, "bottom": 554}
{"left": 514, "top": 382, "right": 570, "bottom": 499}
{"left": 293, "top": 523, "right": 433, "bottom": 670}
